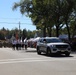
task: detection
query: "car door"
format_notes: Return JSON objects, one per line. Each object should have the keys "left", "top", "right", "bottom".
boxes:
{"left": 39, "top": 39, "right": 47, "bottom": 52}
{"left": 39, "top": 39, "right": 44, "bottom": 51}
{"left": 42, "top": 39, "right": 47, "bottom": 52}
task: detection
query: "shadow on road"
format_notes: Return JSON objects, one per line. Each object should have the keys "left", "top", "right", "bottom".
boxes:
{"left": 41, "top": 53, "right": 74, "bottom": 58}
{"left": 26, "top": 50, "right": 37, "bottom": 53}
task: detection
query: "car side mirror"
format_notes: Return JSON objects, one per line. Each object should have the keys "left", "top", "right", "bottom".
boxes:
{"left": 43, "top": 39, "right": 47, "bottom": 43}
{"left": 43, "top": 41, "right": 46, "bottom": 43}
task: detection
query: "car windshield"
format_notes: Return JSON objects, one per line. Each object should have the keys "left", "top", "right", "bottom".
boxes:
{"left": 46, "top": 38, "right": 62, "bottom": 43}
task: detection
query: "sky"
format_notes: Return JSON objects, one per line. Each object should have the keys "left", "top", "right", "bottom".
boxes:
{"left": 0, "top": 0, "right": 36, "bottom": 31}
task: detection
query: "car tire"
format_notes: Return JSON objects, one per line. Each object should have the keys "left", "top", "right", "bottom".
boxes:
{"left": 65, "top": 53, "right": 70, "bottom": 57}
{"left": 37, "top": 47, "right": 41, "bottom": 55}
{"left": 46, "top": 47, "right": 51, "bottom": 56}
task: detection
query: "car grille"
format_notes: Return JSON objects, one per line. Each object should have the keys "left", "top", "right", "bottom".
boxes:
{"left": 56, "top": 45, "right": 68, "bottom": 49}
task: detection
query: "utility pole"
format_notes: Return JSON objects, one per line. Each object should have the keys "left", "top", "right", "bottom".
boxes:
{"left": 19, "top": 21, "right": 21, "bottom": 39}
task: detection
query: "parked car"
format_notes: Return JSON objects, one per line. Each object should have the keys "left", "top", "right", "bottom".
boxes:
{"left": 36, "top": 37, "right": 71, "bottom": 56}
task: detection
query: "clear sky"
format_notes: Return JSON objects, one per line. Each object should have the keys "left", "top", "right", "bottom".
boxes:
{"left": 0, "top": 0, "right": 36, "bottom": 31}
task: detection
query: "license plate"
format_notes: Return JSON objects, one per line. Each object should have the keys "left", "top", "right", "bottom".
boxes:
{"left": 61, "top": 50, "right": 64, "bottom": 52}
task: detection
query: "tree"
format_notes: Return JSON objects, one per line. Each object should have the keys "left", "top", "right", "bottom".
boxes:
{"left": 22, "top": 29, "right": 27, "bottom": 40}
{"left": 13, "top": 0, "right": 54, "bottom": 37}
{"left": 70, "top": 20, "right": 76, "bottom": 38}
{"left": 62, "top": 0, "right": 75, "bottom": 40}
{"left": 12, "top": 0, "right": 76, "bottom": 39}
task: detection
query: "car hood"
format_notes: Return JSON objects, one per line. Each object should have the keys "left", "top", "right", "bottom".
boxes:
{"left": 47, "top": 42, "right": 69, "bottom": 46}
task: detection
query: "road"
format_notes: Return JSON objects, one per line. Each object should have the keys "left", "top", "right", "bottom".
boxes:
{"left": 0, "top": 48, "right": 76, "bottom": 75}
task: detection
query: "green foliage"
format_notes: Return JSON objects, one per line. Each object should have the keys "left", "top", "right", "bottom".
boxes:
{"left": 0, "top": 27, "right": 35, "bottom": 40}
{"left": 22, "top": 29, "right": 27, "bottom": 40}
{"left": 12, "top": 0, "right": 76, "bottom": 39}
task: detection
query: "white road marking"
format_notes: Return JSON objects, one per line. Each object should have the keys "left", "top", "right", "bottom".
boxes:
{"left": 0, "top": 57, "right": 76, "bottom": 64}
{"left": 0, "top": 58, "right": 41, "bottom": 62}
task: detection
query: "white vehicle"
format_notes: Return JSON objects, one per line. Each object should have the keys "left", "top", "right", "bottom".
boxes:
{"left": 36, "top": 37, "right": 71, "bottom": 56}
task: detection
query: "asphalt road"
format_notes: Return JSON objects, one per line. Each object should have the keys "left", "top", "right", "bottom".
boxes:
{"left": 0, "top": 48, "right": 76, "bottom": 75}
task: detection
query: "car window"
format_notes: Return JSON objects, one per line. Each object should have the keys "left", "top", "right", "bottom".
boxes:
{"left": 46, "top": 38, "right": 62, "bottom": 43}
{"left": 39, "top": 39, "right": 43, "bottom": 43}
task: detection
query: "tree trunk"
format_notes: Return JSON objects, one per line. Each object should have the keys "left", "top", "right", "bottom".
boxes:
{"left": 66, "top": 22, "right": 71, "bottom": 41}
{"left": 43, "top": 25, "right": 46, "bottom": 37}
{"left": 47, "top": 27, "right": 52, "bottom": 37}
{"left": 56, "top": 25, "right": 59, "bottom": 37}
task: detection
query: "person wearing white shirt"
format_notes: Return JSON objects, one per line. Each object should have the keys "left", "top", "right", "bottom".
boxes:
{"left": 24, "top": 38, "right": 28, "bottom": 50}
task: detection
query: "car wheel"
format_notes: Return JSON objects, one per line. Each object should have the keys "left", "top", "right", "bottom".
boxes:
{"left": 65, "top": 53, "right": 70, "bottom": 57}
{"left": 37, "top": 47, "right": 41, "bottom": 55}
{"left": 46, "top": 47, "right": 51, "bottom": 56}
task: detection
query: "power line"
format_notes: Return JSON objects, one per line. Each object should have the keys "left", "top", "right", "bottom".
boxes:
{"left": 0, "top": 22, "right": 18, "bottom": 24}
{"left": 0, "top": 18, "right": 31, "bottom": 20}
{"left": 0, "top": 22, "right": 34, "bottom": 25}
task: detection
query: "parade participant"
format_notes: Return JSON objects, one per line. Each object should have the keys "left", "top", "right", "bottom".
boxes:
{"left": 12, "top": 39, "right": 17, "bottom": 50}
{"left": 24, "top": 38, "right": 28, "bottom": 50}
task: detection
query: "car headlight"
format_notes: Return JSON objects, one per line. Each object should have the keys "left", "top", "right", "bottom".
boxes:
{"left": 51, "top": 45, "right": 56, "bottom": 48}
